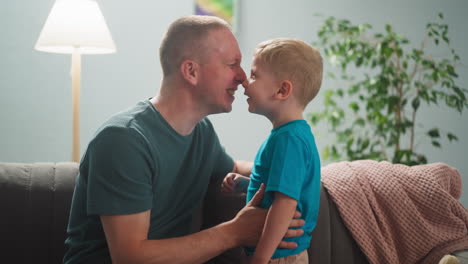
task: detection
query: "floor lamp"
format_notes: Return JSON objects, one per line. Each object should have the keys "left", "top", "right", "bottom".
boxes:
{"left": 35, "top": 0, "right": 116, "bottom": 162}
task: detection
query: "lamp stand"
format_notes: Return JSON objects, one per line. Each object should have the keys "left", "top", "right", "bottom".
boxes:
{"left": 71, "top": 49, "right": 81, "bottom": 162}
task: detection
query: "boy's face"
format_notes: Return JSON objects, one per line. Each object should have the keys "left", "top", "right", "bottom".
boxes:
{"left": 244, "top": 57, "right": 280, "bottom": 117}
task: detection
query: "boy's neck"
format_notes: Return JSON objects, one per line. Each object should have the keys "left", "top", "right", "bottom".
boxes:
{"left": 269, "top": 110, "right": 304, "bottom": 129}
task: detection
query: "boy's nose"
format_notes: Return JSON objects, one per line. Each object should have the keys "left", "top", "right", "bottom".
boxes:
{"left": 241, "top": 79, "right": 249, "bottom": 89}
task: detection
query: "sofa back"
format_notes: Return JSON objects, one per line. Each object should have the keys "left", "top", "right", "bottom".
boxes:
{"left": 0, "top": 162, "right": 78, "bottom": 264}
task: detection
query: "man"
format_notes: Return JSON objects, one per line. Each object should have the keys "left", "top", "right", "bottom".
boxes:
{"left": 64, "top": 15, "right": 304, "bottom": 264}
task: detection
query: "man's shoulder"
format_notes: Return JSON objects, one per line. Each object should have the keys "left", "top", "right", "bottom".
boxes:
{"left": 89, "top": 101, "right": 155, "bottom": 145}
{"left": 106, "top": 100, "right": 153, "bottom": 126}
{"left": 99, "top": 100, "right": 157, "bottom": 131}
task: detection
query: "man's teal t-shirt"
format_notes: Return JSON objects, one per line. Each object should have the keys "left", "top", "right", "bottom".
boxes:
{"left": 63, "top": 100, "right": 234, "bottom": 263}
{"left": 245, "top": 120, "right": 321, "bottom": 259}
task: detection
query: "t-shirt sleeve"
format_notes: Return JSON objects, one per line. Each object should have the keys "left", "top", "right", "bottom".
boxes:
{"left": 86, "top": 127, "right": 154, "bottom": 215}
{"left": 265, "top": 133, "right": 309, "bottom": 201}
{"left": 212, "top": 144, "right": 234, "bottom": 180}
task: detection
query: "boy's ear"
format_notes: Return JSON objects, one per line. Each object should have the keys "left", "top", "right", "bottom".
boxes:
{"left": 180, "top": 60, "right": 199, "bottom": 85}
{"left": 275, "top": 80, "right": 293, "bottom": 100}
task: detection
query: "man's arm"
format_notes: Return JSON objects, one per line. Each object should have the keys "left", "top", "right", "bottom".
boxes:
{"left": 102, "top": 210, "right": 237, "bottom": 264}
{"left": 101, "top": 184, "right": 304, "bottom": 264}
{"left": 232, "top": 160, "right": 253, "bottom": 176}
{"left": 251, "top": 192, "right": 298, "bottom": 264}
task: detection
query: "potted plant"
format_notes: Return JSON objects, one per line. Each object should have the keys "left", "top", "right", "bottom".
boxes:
{"left": 309, "top": 13, "right": 467, "bottom": 165}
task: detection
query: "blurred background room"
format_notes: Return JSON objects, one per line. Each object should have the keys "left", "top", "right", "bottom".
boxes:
{"left": 1, "top": 0, "right": 467, "bottom": 205}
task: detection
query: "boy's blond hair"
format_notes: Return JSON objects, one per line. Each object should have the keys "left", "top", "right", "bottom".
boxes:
{"left": 254, "top": 38, "right": 323, "bottom": 107}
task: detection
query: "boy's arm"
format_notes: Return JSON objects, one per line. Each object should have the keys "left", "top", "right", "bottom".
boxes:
{"left": 221, "top": 173, "right": 250, "bottom": 193}
{"left": 251, "top": 192, "right": 298, "bottom": 264}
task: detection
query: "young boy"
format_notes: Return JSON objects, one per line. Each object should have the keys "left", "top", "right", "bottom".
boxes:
{"left": 221, "top": 38, "right": 323, "bottom": 264}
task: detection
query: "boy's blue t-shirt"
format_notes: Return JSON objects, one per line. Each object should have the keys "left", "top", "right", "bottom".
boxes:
{"left": 245, "top": 120, "right": 321, "bottom": 259}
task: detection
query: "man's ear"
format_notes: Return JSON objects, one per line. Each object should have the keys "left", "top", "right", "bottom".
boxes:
{"left": 180, "top": 60, "right": 199, "bottom": 85}
{"left": 275, "top": 80, "right": 293, "bottom": 100}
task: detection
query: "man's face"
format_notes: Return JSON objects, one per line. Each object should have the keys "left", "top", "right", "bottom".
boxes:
{"left": 197, "top": 28, "right": 247, "bottom": 114}
{"left": 244, "top": 57, "right": 279, "bottom": 118}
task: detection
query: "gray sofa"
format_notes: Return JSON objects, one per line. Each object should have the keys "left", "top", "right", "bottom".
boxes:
{"left": 1, "top": 162, "right": 466, "bottom": 264}
{"left": 0, "top": 163, "right": 78, "bottom": 264}
{"left": 0, "top": 162, "right": 366, "bottom": 264}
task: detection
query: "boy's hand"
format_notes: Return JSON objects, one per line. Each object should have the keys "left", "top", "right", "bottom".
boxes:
{"left": 221, "top": 173, "right": 249, "bottom": 193}
{"left": 221, "top": 173, "right": 237, "bottom": 192}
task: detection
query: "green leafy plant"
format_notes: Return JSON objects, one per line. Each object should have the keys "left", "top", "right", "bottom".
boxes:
{"left": 309, "top": 13, "right": 467, "bottom": 165}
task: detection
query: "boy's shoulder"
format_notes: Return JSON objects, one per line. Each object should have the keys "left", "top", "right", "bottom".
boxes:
{"left": 270, "top": 120, "right": 316, "bottom": 150}
{"left": 273, "top": 120, "right": 311, "bottom": 135}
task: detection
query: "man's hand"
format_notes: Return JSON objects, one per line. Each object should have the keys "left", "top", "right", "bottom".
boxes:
{"left": 229, "top": 184, "right": 305, "bottom": 248}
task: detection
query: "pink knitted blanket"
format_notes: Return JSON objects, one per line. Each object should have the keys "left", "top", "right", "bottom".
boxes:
{"left": 321, "top": 160, "right": 468, "bottom": 264}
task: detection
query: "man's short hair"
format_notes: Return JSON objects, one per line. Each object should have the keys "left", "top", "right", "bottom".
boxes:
{"left": 254, "top": 38, "right": 323, "bottom": 107}
{"left": 159, "top": 15, "right": 231, "bottom": 77}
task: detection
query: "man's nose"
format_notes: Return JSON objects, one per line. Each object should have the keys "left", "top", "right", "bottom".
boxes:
{"left": 236, "top": 67, "right": 247, "bottom": 84}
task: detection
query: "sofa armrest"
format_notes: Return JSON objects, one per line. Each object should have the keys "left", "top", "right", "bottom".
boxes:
{"left": 0, "top": 162, "right": 79, "bottom": 264}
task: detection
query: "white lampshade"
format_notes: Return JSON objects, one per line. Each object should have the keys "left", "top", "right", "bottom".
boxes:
{"left": 35, "top": 0, "right": 116, "bottom": 54}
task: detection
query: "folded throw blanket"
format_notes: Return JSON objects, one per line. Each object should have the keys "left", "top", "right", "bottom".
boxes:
{"left": 321, "top": 160, "right": 468, "bottom": 264}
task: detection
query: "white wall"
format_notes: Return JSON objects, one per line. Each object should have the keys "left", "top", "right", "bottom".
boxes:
{"left": 1, "top": 0, "right": 467, "bottom": 205}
